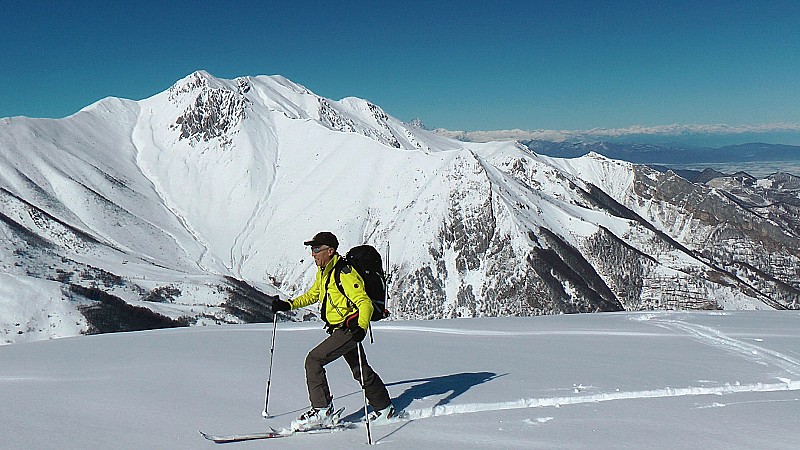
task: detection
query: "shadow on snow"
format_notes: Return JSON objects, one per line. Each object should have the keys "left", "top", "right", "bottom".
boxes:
{"left": 343, "top": 371, "right": 505, "bottom": 422}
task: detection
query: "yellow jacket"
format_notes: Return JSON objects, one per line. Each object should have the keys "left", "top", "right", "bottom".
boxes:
{"left": 290, "top": 254, "right": 373, "bottom": 330}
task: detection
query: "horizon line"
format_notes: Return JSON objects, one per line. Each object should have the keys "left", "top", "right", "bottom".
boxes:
{"left": 431, "top": 122, "right": 800, "bottom": 141}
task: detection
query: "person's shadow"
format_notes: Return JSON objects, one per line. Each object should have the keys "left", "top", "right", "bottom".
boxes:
{"left": 343, "top": 371, "right": 504, "bottom": 421}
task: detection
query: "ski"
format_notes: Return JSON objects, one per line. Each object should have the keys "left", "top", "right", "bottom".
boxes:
{"left": 199, "top": 407, "right": 408, "bottom": 444}
{"left": 200, "top": 425, "right": 351, "bottom": 443}
{"left": 200, "top": 430, "right": 284, "bottom": 443}
{"left": 201, "top": 407, "right": 349, "bottom": 444}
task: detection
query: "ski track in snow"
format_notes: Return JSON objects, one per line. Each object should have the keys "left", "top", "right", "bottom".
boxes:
{"left": 402, "top": 379, "right": 800, "bottom": 421}
{"left": 394, "top": 314, "right": 800, "bottom": 423}
{"left": 0, "top": 376, "right": 54, "bottom": 383}
{"left": 695, "top": 397, "right": 800, "bottom": 409}
{"left": 645, "top": 316, "right": 800, "bottom": 376}
{"left": 376, "top": 324, "right": 672, "bottom": 337}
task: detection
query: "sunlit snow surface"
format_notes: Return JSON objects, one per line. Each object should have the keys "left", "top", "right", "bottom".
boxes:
{"left": 2, "top": 311, "right": 798, "bottom": 449}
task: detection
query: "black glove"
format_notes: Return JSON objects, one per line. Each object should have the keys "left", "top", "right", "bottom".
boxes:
{"left": 351, "top": 326, "right": 366, "bottom": 342}
{"left": 346, "top": 314, "right": 366, "bottom": 342}
{"left": 272, "top": 299, "right": 291, "bottom": 313}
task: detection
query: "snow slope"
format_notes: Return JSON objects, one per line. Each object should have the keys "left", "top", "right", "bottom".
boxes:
{"left": 1, "top": 312, "right": 798, "bottom": 449}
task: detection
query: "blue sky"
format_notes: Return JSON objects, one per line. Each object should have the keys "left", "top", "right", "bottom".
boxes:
{"left": 2, "top": 0, "right": 799, "bottom": 133}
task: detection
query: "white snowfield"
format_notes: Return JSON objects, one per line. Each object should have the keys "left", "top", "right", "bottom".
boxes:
{"left": 2, "top": 311, "right": 799, "bottom": 449}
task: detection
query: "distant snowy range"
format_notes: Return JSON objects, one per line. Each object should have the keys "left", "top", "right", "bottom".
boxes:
{"left": 1, "top": 71, "right": 800, "bottom": 448}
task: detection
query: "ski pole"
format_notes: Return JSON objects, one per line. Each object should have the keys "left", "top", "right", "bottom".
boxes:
{"left": 357, "top": 342, "right": 373, "bottom": 445}
{"left": 262, "top": 313, "right": 279, "bottom": 418}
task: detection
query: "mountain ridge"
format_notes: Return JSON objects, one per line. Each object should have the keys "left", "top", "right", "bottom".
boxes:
{"left": 1, "top": 71, "right": 799, "bottom": 344}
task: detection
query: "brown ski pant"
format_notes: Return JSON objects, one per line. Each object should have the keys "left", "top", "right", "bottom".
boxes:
{"left": 305, "top": 327, "right": 391, "bottom": 410}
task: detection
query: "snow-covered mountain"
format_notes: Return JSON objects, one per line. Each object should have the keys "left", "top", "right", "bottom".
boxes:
{"left": 1, "top": 71, "right": 799, "bottom": 344}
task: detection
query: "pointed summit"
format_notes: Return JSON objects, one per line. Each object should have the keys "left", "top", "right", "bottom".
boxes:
{"left": 408, "top": 118, "right": 429, "bottom": 130}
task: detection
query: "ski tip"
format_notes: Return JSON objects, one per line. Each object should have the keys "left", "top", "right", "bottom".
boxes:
{"left": 199, "top": 431, "right": 214, "bottom": 440}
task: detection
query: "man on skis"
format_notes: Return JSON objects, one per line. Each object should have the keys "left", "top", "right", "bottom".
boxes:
{"left": 271, "top": 231, "right": 396, "bottom": 430}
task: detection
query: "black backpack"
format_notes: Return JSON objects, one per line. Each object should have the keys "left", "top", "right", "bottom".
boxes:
{"left": 333, "top": 245, "right": 389, "bottom": 321}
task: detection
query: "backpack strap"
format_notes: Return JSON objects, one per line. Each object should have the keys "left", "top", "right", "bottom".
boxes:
{"left": 320, "top": 267, "right": 335, "bottom": 328}
{"left": 333, "top": 259, "right": 356, "bottom": 309}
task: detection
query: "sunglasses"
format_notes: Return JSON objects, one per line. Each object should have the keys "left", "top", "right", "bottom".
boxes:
{"left": 311, "top": 245, "right": 329, "bottom": 254}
